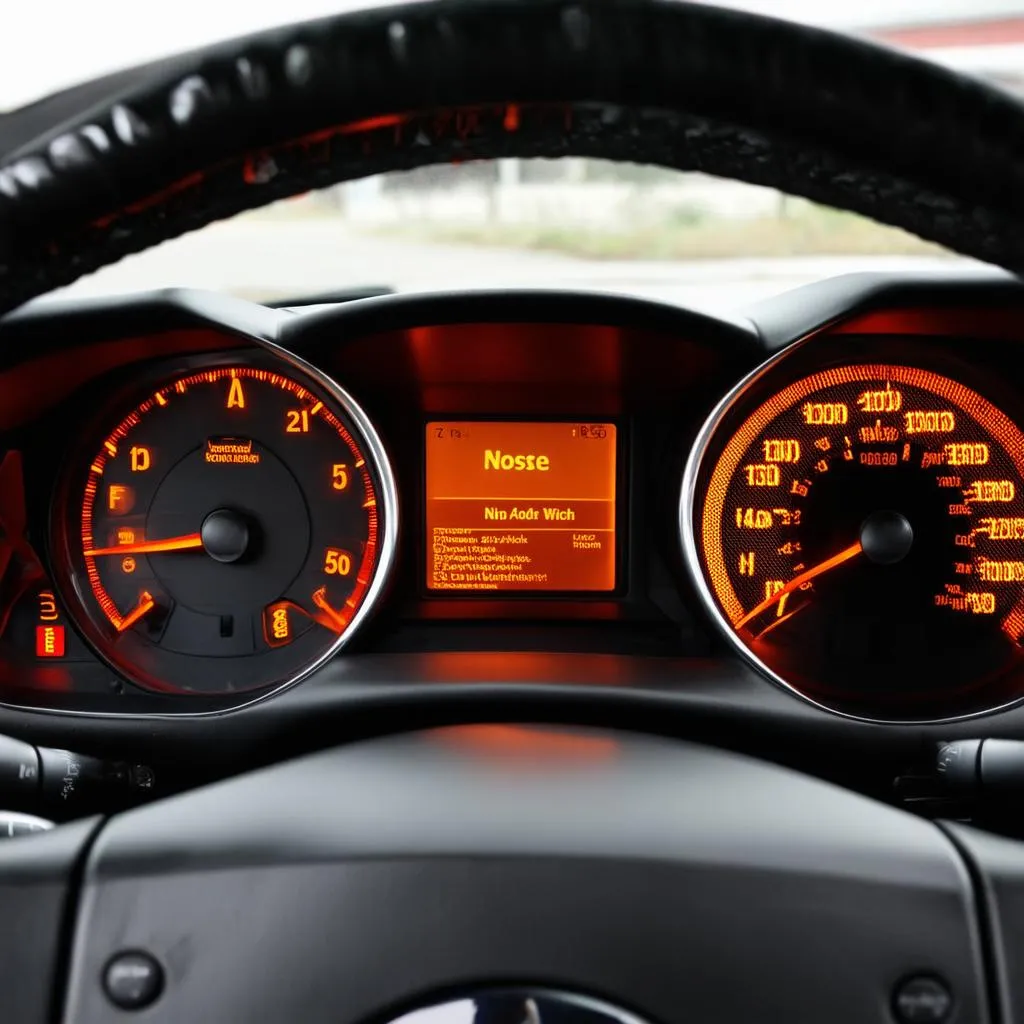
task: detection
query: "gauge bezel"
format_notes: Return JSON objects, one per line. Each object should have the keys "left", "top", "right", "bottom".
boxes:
{"left": 680, "top": 335, "right": 1024, "bottom": 726}
{"left": 49, "top": 342, "right": 399, "bottom": 713}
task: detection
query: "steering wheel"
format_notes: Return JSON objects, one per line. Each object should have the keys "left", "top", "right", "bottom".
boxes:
{"left": 2, "top": 1, "right": 1020, "bottom": 1021}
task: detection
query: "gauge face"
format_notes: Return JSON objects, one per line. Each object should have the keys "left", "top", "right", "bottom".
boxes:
{"left": 686, "top": 362, "right": 1024, "bottom": 720}
{"left": 53, "top": 363, "right": 396, "bottom": 696}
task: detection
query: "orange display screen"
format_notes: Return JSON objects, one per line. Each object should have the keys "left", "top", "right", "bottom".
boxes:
{"left": 426, "top": 421, "right": 618, "bottom": 592}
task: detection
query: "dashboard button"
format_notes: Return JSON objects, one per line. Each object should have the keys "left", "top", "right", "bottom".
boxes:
{"left": 103, "top": 951, "right": 164, "bottom": 1010}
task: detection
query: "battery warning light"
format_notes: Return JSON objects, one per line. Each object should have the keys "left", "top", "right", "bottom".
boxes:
{"left": 35, "top": 625, "right": 65, "bottom": 658}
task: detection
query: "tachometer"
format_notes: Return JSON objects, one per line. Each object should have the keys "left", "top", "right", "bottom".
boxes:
{"left": 683, "top": 361, "right": 1024, "bottom": 721}
{"left": 52, "top": 361, "right": 397, "bottom": 696}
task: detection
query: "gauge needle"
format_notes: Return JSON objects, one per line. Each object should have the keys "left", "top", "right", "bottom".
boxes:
{"left": 117, "top": 590, "right": 155, "bottom": 632}
{"left": 734, "top": 541, "right": 864, "bottom": 630}
{"left": 85, "top": 533, "right": 203, "bottom": 557}
{"left": 311, "top": 587, "right": 350, "bottom": 633}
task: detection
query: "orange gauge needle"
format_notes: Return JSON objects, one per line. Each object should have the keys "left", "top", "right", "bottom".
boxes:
{"left": 117, "top": 590, "right": 155, "bottom": 632}
{"left": 311, "top": 587, "right": 350, "bottom": 634}
{"left": 85, "top": 533, "right": 203, "bottom": 557}
{"left": 735, "top": 541, "right": 864, "bottom": 630}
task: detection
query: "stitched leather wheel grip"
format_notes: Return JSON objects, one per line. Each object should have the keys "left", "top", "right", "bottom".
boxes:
{"left": 1, "top": 0, "right": 1023, "bottom": 314}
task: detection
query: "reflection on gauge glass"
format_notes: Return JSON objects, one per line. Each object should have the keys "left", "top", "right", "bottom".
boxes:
{"left": 684, "top": 361, "right": 1024, "bottom": 721}
{"left": 52, "top": 363, "right": 397, "bottom": 696}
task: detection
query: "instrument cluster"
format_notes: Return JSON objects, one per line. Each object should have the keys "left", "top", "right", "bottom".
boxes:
{"left": 3, "top": 283, "right": 1024, "bottom": 725}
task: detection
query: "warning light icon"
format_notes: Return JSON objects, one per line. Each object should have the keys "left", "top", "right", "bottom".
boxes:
{"left": 262, "top": 602, "right": 293, "bottom": 648}
{"left": 36, "top": 625, "right": 65, "bottom": 658}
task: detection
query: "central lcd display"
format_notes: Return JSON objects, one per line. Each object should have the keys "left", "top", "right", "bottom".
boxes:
{"left": 425, "top": 421, "right": 618, "bottom": 592}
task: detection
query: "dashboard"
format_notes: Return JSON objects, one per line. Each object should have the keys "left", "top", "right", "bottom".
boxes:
{"left": 6, "top": 275, "right": 1024, "bottom": 778}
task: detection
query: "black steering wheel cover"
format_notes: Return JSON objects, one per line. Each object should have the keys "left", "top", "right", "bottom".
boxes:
{"left": 0, "top": 0, "right": 1023, "bottom": 312}
{"left": 62, "top": 730, "right": 986, "bottom": 1023}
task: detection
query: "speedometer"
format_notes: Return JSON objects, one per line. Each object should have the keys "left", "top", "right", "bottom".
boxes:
{"left": 683, "top": 361, "right": 1024, "bottom": 721}
{"left": 52, "top": 359, "right": 397, "bottom": 697}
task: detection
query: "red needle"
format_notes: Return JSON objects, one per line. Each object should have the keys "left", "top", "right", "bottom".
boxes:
{"left": 117, "top": 591, "right": 155, "bottom": 632}
{"left": 734, "top": 541, "right": 864, "bottom": 630}
{"left": 85, "top": 533, "right": 203, "bottom": 557}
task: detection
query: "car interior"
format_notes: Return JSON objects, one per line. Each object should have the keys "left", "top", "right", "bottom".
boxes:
{"left": 6, "top": 0, "right": 1024, "bottom": 1020}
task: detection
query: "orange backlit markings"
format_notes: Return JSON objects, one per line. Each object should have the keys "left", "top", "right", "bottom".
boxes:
{"left": 764, "top": 580, "right": 785, "bottom": 600}
{"left": 743, "top": 464, "right": 780, "bottom": 486}
{"left": 130, "top": 446, "right": 151, "bottom": 472}
{"left": 859, "top": 421, "right": 900, "bottom": 443}
{"left": 966, "top": 592, "right": 997, "bottom": 614}
{"left": 948, "top": 503, "right": 972, "bottom": 516}
{"left": 802, "top": 402, "right": 848, "bottom": 425}
{"left": 35, "top": 625, "right": 64, "bottom": 658}
{"left": 332, "top": 464, "right": 349, "bottom": 491}
{"left": 813, "top": 436, "right": 831, "bottom": 452}
{"left": 814, "top": 459, "right": 829, "bottom": 473}
{"left": 121, "top": 557, "right": 136, "bottom": 575}
{"left": 791, "top": 480, "right": 809, "bottom": 497}
{"left": 104, "top": 440, "right": 117, "bottom": 457}
{"left": 977, "top": 518, "right": 1024, "bottom": 540}
{"left": 310, "top": 401, "right": 323, "bottom": 415}
{"left": 107, "top": 484, "right": 134, "bottom": 514}
{"left": 323, "top": 548, "right": 352, "bottom": 576}
{"left": 763, "top": 439, "right": 801, "bottom": 463}
{"left": 735, "top": 508, "right": 773, "bottom": 529}
{"left": 967, "top": 480, "right": 1016, "bottom": 502}
{"left": 860, "top": 451, "right": 897, "bottom": 467}
{"left": 857, "top": 384, "right": 902, "bottom": 413}
{"left": 154, "top": 392, "right": 168, "bottom": 407}
{"left": 945, "top": 443, "right": 989, "bottom": 466}
{"left": 117, "top": 527, "right": 137, "bottom": 546}
{"left": 226, "top": 377, "right": 246, "bottom": 410}
{"left": 738, "top": 552, "right": 756, "bottom": 576}
{"left": 262, "top": 602, "right": 293, "bottom": 648}
{"left": 286, "top": 409, "right": 311, "bottom": 433}
{"left": 905, "top": 410, "right": 955, "bottom": 433}
{"left": 37, "top": 591, "right": 58, "bottom": 623}
{"left": 977, "top": 560, "right": 1024, "bottom": 583}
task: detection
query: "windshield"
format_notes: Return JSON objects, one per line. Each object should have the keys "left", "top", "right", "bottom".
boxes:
{"left": 5, "top": 0, "right": 1022, "bottom": 312}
